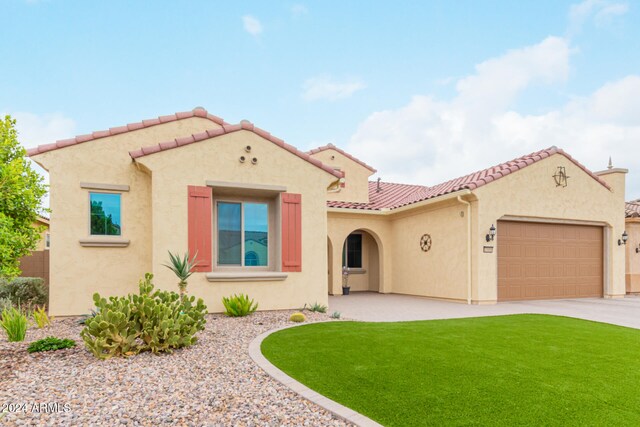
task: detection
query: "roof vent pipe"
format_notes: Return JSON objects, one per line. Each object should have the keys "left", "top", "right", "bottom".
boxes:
{"left": 376, "top": 177, "right": 382, "bottom": 193}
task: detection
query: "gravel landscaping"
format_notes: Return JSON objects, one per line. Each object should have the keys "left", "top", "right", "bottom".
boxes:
{"left": 0, "top": 311, "right": 351, "bottom": 426}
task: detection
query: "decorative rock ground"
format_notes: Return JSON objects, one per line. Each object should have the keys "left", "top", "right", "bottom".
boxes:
{"left": 0, "top": 311, "right": 351, "bottom": 426}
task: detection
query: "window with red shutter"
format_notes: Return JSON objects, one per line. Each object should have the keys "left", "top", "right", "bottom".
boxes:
{"left": 281, "top": 193, "right": 302, "bottom": 272}
{"left": 188, "top": 186, "right": 212, "bottom": 272}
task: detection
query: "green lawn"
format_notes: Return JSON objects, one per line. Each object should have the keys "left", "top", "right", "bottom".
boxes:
{"left": 261, "top": 315, "right": 640, "bottom": 426}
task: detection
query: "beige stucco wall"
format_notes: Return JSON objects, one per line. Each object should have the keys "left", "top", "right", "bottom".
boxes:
{"left": 31, "top": 117, "right": 219, "bottom": 316}
{"left": 389, "top": 200, "right": 470, "bottom": 301}
{"left": 309, "top": 149, "right": 373, "bottom": 203}
{"left": 473, "top": 154, "right": 626, "bottom": 303}
{"left": 626, "top": 219, "right": 640, "bottom": 292}
{"left": 135, "top": 130, "right": 336, "bottom": 313}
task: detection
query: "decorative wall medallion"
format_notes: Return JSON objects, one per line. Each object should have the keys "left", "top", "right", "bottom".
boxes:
{"left": 552, "top": 166, "right": 569, "bottom": 187}
{"left": 420, "top": 234, "right": 432, "bottom": 252}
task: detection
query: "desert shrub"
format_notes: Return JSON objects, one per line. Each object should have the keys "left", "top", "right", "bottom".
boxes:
{"left": 222, "top": 294, "right": 258, "bottom": 317}
{"left": 27, "top": 337, "right": 76, "bottom": 353}
{"left": 32, "top": 306, "right": 51, "bottom": 328}
{"left": 0, "top": 306, "right": 28, "bottom": 341}
{"left": 331, "top": 311, "right": 341, "bottom": 319}
{"left": 304, "top": 302, "right": 327, "bottom": 313}
{"left": 80, "top": 273, "right": 207, "bottom": 359}
{"left": 289, "top": 312, "right": 306, "bottom": 323}
{"left": 0, "top": 297, "right": 13, "bottom": 315}
{"left": 0, "top": 277, "right": 47, "bottom": 307}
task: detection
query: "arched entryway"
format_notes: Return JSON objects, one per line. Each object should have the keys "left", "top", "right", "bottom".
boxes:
{"left": 334, "top": 229, "right": 380, "bottom": 294}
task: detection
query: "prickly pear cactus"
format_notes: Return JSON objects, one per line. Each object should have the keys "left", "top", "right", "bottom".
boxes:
{"left": 80, "top": 273, "right": 207, "bottom": 359}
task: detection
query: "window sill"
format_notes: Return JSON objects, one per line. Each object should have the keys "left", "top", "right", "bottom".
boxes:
{"left": 79, "top": 237, "right": 130, "bottom": 248}
{"left": 206, "top": 272, "right": 288, "bottom": 282}
{"left": 346, "top": 268, "right": 366, "bottom": 275}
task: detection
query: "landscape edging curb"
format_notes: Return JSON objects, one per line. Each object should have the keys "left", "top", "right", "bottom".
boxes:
{"left": 248, "top": 322, "right": 383, "bottom": 427}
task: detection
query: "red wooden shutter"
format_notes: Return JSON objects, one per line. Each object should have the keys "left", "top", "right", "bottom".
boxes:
{"left": 188, "top": 186, "right": 212, "bottom": 272}
{"left": 281, "top": 193, "right": 302, "bottom": 272}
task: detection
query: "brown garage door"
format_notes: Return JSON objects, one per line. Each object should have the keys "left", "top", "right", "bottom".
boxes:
{"left": 497, "top": 221, "right": 603, "bottom": 301}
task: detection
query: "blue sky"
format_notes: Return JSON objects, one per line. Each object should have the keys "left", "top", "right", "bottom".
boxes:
{"left": 2, "top": 0, "right": 639, "bottom": 199}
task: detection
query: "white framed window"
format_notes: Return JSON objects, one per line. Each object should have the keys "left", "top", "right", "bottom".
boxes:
{"left": 215, "top": 200, "right": 271, "bottom": 268}
{"left": 89, "top": 192, "right": 122, "bottom": 236}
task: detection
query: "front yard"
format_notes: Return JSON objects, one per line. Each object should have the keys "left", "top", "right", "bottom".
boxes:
{"left": 262, "top": 314, "right": 640, "bottom": 426}
{"left": 0, "top": 311, "right": 348, "bottom": 426}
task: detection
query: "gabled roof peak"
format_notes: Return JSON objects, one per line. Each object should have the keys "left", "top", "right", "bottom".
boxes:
{"left": 307, "top": 143, "right": 377, "bottom": 173}
{"left": 27, "top": 108, "right": 229, "bottom": 157}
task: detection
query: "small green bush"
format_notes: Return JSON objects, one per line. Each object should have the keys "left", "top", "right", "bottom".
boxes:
{"left": 0, "top": 307, "right": 28, "bottom": 342}
{"left": 0, "top": 277, "right": 47, "bottom": 307}
{"left": 304, "top": 302, "right": 327, "bottom": 313}
{"left": 27, "top": 337, "right": 76, "bottom": 353}
{"left": 290, "top": 312, "right": 306, "bottom": 323}
{"left": 331, "top": 311, "right": 341, "bottom": 319}
{"left": 32, "top": 306, "right": 51, "bottom": 328}
{"left": 222, "top": 294, "right": 258, "bottom": 317}
{"left": 80, "top": 273, "right": 207, "bottom": 359}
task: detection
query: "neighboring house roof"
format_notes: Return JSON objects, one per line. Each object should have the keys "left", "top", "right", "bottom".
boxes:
{"left": 307, "top": 143, "right": 377, "bottom": 173}
{"left": 328, "top": 146, "right": 612, "bottom": 211}
{"left": 26, "top": 108, "right": 342, "bottom": 180}
{"left": 27, "top": 107, "right": 228, "bottom": 157}
{"left": 627, "top": 200, "right": 640, "bottom": 218}
{"left": 129, "top": 120, "right": 342, "bottom": 179}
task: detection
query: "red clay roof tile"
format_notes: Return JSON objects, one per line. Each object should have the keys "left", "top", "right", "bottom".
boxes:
{"left": 26, "top": 107, "right": 231, "bottom": 157}
{"left": 307, "top": 143, "right": 377, "bottom": 173}
{"left": 627, "top": 200, "right": 640, "bottom": 218}
{"left": 328, "top": 146, "right": 612, "bottom": 211}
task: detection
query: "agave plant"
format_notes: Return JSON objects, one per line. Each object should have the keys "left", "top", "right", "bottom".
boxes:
{"left": 163, "top": 251, "right": 198, "bottom": 298}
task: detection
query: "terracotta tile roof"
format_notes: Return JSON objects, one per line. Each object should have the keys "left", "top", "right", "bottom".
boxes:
{"left": 627, "top": 200, "right": 640, "bottom": 218}
{"left": 307, "top": 143, "right": 377, "bottom": 173}
{"left": 27, "top": 107, "right": 228, "bottom": 157}
{"left": 328, "top": 146, "right": 612, "bottom": 211}
{"left": 129, "top": 120, "right": 343, "bottom": 179}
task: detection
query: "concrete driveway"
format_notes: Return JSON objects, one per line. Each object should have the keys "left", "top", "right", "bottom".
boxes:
{"left": 329, "top": 292, "right": 640, "bottom": 329}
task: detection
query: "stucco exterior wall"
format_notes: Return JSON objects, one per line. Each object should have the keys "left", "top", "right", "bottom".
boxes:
{"left": 473, "top": 154, "right": 626, "bottom": 303}
{"left": 309, "top": 149, "right": 373, "bottom": 203}
{"left": 135, "top": 130, "right": 336, "bottom": 313}
{"left": 31, "top": 117, "right": 219, "bottom": 316}
{"left": 389, "top": 200, "right": 470, "bottom": 301}
{"left": 626, "top": 219, "right": 640, "bottom": 292}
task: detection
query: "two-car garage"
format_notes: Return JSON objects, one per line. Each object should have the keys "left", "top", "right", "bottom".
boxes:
{"left": 497, "top": 220, "right": 603, "bottom": 301}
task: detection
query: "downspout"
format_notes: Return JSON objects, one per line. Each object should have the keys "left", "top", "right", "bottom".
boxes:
{"left": 457, "top": 196, "right": 472, "bottom": 304}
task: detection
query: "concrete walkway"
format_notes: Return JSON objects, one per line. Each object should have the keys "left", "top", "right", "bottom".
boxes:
{"left": 329, "top": 293, "right": 640, "bottom": 329}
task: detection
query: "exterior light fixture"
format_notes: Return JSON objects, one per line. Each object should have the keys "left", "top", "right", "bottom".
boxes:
{"left": 486, "top": 224, "right": 496, "bottom": 242}
{"left": 636, "top": 244, "right": 640, "bottom": 254}
{"left": 618, "top": 230, "right": 628, "bottom": 246}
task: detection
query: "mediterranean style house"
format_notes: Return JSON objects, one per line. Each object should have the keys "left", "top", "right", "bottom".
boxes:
{"left": 28, "top": 108, "right": 628, "bottom": 316}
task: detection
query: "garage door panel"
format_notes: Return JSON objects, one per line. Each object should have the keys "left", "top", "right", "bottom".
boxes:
{"left": 498, "top": 221, "right": 603, "bottom": 301}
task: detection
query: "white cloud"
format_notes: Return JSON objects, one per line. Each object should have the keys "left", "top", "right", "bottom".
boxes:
{"left": 291, "top": 4, "right": 308, "bottom": 18}
{"left": 302, "top": 76, "right": 366, "bottom": 101}
{"left": 346, "top": 37, "right": 640, "bottom": 199}
{"left": 568, "top": 0, "right": 628, "bottom": 34}
{"left": 242, "top": 15, "right": 263, "bottom": 36}
{"left": 8, "top": 111, "right": 76, "bottom": 148}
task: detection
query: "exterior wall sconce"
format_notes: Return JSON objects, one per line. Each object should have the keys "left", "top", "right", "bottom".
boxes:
{"left": 618, "top": 231, "right": 628, "bottom": 246}
{"left": 636, "top": 244, "right": 640, "bottom": 254}
{"left": 486, "top": 224, "right": 496, "bottom": 242}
